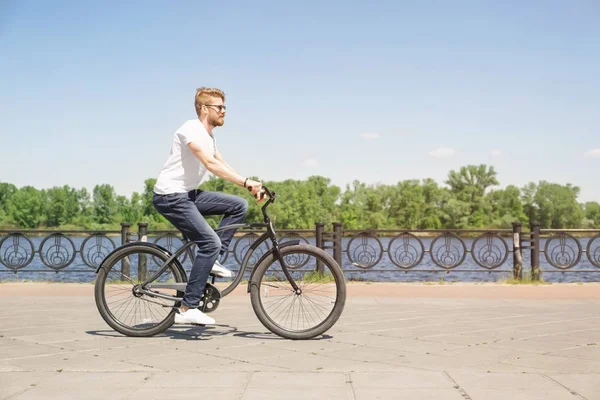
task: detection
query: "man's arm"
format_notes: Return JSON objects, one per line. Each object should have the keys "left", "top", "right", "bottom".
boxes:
{"left": 188, "top": 142, "right": 245, "bottom": 186}
{"left": 188, "top": 142, "right": 262, "bottom": 196}
{"left": 214, "top": 149, "right": 238, "bottom": 175}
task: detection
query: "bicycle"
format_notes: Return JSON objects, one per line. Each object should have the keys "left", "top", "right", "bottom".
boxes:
{"left": 94, "top": 185, "right": 346, "bottom": 340}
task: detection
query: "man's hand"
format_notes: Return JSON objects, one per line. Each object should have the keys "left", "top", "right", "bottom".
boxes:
{"left": 255, "top": 191, "right": 267, "bottom": 203}
{"left": 245, "top": 179, "right": 265, "bottom": 202}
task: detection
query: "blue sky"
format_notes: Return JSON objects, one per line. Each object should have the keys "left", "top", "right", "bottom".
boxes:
{"left": 1, "top": 0, "right": 599, "bottom": 202}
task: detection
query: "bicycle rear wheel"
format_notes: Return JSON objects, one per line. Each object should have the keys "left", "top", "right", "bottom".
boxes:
{"left": 250, "top": 244, "right": 346, "bottom": 340}
{"left": 94, "top": 244, "right": 186, "bottom": 337}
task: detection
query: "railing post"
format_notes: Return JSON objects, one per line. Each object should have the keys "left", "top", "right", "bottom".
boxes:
{"left": 512, "top": 222, "right": 522, "bottom": 280}
{"left": 332, "top": 222, "right": 343, "bottom": 267}
{"left": 530, "top": 223, "right": 541, "bottom": 281}
{"left": 120, "top": 222, "right": 131, "bottom": 245}
{"left": 315, "top": 223, "right": 324, "bottom": 250}
{"left": 315, "top": 223, "right": 324, "bottom": 274}
{"left": 120, "top": 223, "right": 131, "bottom": 276}
{"left": 138, "top": 222, "right": 148, "bottom": 281}
{"left": 138, "top": 223, "right": 148, "bottom": 243}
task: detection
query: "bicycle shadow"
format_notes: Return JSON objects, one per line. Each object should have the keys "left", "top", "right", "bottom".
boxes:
{"left": 86, "top": 325, "right": 333, "bottom": 341}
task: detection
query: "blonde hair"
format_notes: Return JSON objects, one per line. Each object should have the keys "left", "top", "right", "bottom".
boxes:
{"left": 195, "top": 87, "right": 225, "bottom": 116}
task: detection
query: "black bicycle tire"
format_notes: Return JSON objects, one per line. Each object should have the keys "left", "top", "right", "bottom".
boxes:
{"left": 249, "top": 244, "right": 346, "bottom": 340}
{"left": 94, "top": 244, "right": 185, "bottom": 337}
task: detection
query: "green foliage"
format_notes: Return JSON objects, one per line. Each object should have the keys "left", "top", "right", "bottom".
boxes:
{"left": 533, "top": 181, "right": 583, "bottom": 228}
{"left": 0, "top": 165, "right": 596, "bottom": 230}
{"left": 445, "top": 164, "right": 499, "bottom": 227}
{"left": 0, "top": 182, "right": 18, "bottom": 227}
{"left": 93, "top": 184, "right": 118, "bottom": 224}
{"left": 584, "top": 202, "right": 600, "bottom": 228}
{"left": 484, "top": 185, "right": 528, "bottom": 228}
{"left": 44, "top": 185, "right": 81, "bottom": 227}
{"left": 141, "top": 178, "right": 165, "bottom": 225}
{"left": 6, "top": 186, "right": 44, "bottom": 228}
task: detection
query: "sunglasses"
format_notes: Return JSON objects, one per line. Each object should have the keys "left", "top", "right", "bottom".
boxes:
{"left": 204, "top": 104, "right": 226, "bottom": 112}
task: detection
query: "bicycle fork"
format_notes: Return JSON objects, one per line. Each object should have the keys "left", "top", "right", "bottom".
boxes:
{"left": 270, "top": 239, "right": 302, "bottom": 295}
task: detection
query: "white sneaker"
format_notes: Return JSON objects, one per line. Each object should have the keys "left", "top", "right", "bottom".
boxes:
{"left": 174, "top": 308, "right": 215, "bottom": 325}
{"left": 210, "top": 260, "right": 234, "bottom": 278}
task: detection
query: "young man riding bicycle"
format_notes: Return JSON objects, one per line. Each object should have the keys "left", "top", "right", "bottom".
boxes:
{"left": 152, "top": 87, "right": 264, "bottom": 326}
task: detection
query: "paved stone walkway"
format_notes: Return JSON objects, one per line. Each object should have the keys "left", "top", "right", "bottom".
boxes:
{"left": 0, "top": 283, "right": 599, "bottom": 399}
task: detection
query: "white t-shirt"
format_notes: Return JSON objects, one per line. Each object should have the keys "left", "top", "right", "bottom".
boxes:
{"left": 153, "top": 119, "right": 217, "bottom": 194}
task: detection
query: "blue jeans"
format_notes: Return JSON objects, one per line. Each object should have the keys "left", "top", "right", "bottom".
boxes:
{"left": 152, "top": 189, "right": 248, "bottom": 308}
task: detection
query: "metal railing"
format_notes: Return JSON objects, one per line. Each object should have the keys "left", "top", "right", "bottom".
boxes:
{"left": 1, "top": 222, "right": 599, "bottom": 280}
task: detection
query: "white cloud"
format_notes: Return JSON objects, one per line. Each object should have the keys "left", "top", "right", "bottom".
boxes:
{"left": 303, "top": 158, "right": 319, "bottom": 167}
{"left": 584, "top": 149, "right": 600, "bottom": 158}
{"left": 428, "top": 148, "right": 455, "bottom": 158}
{"left": 490, "top": 150, "right": 502, "bottom": 157}
{"left": 360, "top": 132, "right": 381, "bottom": 140}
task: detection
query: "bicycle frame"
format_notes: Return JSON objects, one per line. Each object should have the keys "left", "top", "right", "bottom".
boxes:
{"left": 135, "top": 185, "right": 302, "bottom": 301}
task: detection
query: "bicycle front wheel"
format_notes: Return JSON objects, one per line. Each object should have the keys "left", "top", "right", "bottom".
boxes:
{"left": 94, "top": 244, "right": 186, "bottom": 337}
{"left": 250, "top": 244, "right": 346, "bottom": 340}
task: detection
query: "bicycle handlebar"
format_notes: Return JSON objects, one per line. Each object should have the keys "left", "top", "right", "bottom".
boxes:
{"left": 261, "top": 185, "right": 274, "bottom": 199}
{"left": 246, "top": 184, "right": 274, "bottom": 200}
{"left": 247, "top": 184, "right": 275, "bottom": 222}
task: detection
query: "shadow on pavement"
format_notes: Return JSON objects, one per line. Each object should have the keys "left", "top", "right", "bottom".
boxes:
{"left": 85, "top": 325, "right": 333, "bottom": 341}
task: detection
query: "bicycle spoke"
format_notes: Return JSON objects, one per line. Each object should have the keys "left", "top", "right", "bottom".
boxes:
{"left": 256, "top": 248, "right": 341, "bottom": 335}
{"left": 302, "top": 294, "right": 330, "bottom": 319}
{"left": 100, "top": 246, "right": 182, "bottom": 333}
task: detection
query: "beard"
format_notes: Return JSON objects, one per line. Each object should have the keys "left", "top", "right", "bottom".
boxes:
{"left": 210, "top": 115, "right": 224, "bottom": 127}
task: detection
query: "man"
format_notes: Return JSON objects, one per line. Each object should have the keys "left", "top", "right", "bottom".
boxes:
{"left": 153, "top": 87, "right": 263, "bottom": 325}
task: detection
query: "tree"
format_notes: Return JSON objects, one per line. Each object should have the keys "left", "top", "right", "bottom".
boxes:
{"left": 0, "top": 182, "right": 17, "bottom": 210}
{"left": 521, "top": 182, "right": 537, "bottom": 225}
{"left": 45, "top": 186, "right": 68, "bottom": 227}
{"left": 141, "top": 178, "right": 169, "bottom": 225}
{"left": 484, "top": 185, "right": 528, "bottom": 227}
{"left": 64, "top": 185, "right": 80, "bottom": 224}
{"left": 0, "top": 182, "right": 17, "bottom": 226}
{"left": 74, "top": 188, "right": 93, "bottom": 226}
{"left": 6, "top": 186, "right": 44, "bottom": 228}
{"left": 339, "top": 181, "right": 387, "bottom": 229}
{"left": 420, "top": 178, "right": 444, "bottom": 229}
{"left": 388, "top": 180, "right": 423, "bottom": 229}
{"left": 241, "top": 176, "right": 341, "bottom": 229}
{"left": 439, "top": 194, "right": 471, "bottom": 229}
{"left": 0, "top": 171, "right": 594, "bottom": 230}
{"left": 533, "top": 181, "right": 583, "bottom": 228}
{"left": 445, "top": 164, "right": 499, "bottom": 226}
{"left": 304, "top": 176, "right": 341, "bottom": 226}
{"left": 93, "top": 184, "right": 118, "bottom": 224}
{"left": 584, "top": 202, "right": 600, "bottom": 228}
{"left": 117, "top": 192, "right": 143, "bottom": 224}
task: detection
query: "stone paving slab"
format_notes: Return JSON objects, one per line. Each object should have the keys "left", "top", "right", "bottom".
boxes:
{"left": 0, "top": 283, "right": 599, "bottom": 399}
